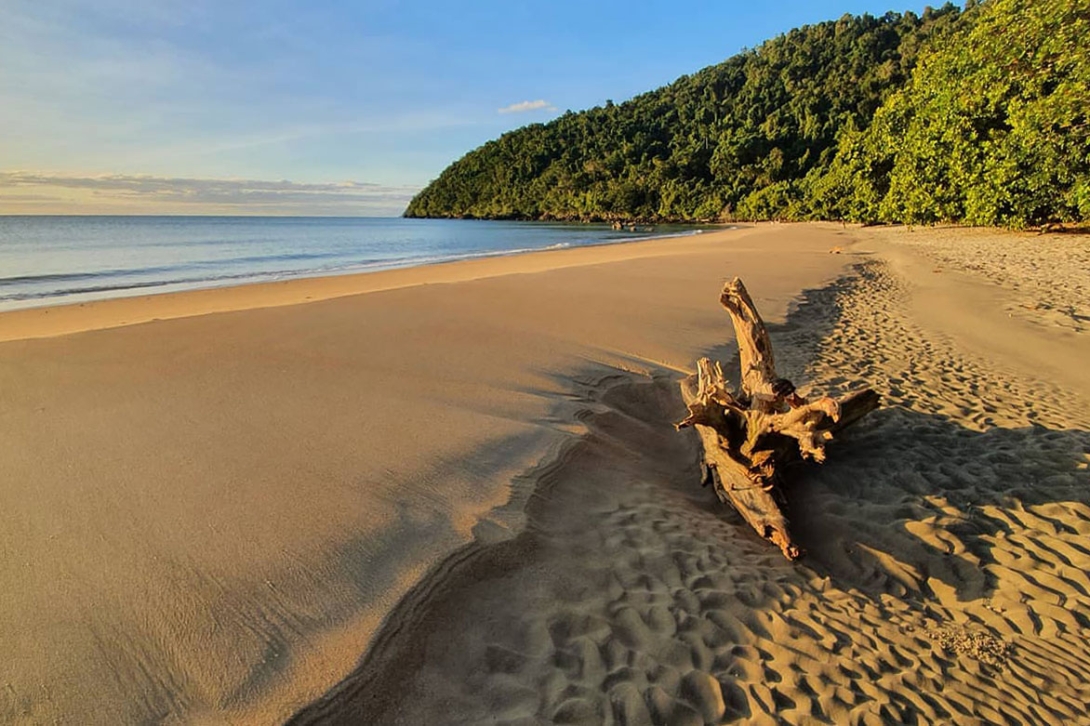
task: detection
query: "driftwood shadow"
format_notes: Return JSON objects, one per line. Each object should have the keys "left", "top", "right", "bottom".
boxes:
{"left": 788, "top": 408, "right": 1090, "bottom": 609}
{"left": 699, "top": 268, "right": 1090, "bottom": 605}
{"left": 289, "top": 268, "right": 1090, "bottom": 725}
{"left": 286, "top": 362, "right": 1090, "bottom": 725}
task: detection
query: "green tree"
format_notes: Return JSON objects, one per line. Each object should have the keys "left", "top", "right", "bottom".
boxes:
{"left": 405, "top": 7, "right": 961, "bottom": 222}
{"left": 826, "top": 0, "right": 1090, "bottom": 227}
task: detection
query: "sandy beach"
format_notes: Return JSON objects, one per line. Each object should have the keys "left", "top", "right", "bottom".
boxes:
{"left": 3, "top": 223, "right": 1089, "bottom": 724}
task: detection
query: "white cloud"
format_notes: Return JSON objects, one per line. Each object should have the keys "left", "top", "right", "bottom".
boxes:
{"left": 497, "top": 99, "right": 557, "bottom": 114}
{"left": 0, "top": 172, "right": 421, "bottom": 216}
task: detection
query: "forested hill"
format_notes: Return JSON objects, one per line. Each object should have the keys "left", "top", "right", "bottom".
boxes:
{"left": 404, "top": 6, "right": 964, "bottom": 221}
{"left": 405, "top": 0, "right": 1089, "bottom": 228}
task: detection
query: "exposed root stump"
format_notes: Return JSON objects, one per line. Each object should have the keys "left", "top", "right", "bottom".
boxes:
{"left": 676, "top": 278, "right": 879, "bottom": 559}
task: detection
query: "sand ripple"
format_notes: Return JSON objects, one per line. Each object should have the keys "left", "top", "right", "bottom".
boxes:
{"left": 292, "top": 232, "right": 1090, "bottom": 725}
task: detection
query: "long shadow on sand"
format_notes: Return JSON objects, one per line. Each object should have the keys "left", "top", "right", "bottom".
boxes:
{"left": 289, "top": 270, "right": 1090, "bottom": 726}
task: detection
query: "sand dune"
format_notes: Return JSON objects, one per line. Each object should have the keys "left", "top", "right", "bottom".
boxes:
{"left": 3, "top": 223, "right": 1089, "bottom": 724}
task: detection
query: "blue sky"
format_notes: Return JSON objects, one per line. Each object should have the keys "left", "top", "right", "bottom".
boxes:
{"left": 1, "top": 0, "right": 939, "bottom": 215}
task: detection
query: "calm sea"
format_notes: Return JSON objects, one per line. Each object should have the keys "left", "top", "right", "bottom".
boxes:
{"left": 0, "top": 216, "right": 703, "bottom": 312}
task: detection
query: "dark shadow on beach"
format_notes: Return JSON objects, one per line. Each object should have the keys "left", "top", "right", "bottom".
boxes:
{"left": 288, "top": 270, "right": 1090, "bottom": 725}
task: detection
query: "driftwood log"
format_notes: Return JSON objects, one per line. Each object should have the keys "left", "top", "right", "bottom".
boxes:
{"left": 676, "top": 278, "right": 879, "bottom": 559}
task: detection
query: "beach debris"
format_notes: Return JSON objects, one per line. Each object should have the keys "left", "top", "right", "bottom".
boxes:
{"left": 676, "top": 278, "right": 879, "bottom": 559}
{"left": 927, "top": 625, "right": 1011, "bottom": 668}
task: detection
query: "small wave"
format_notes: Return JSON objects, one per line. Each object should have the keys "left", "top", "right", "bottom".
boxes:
{"left": 0, "top": 269, "right": 290, "bottom": 303}
{"left": 0, "top": 222, "right": 723, "bottom": 312}
{"left": 0, "top": 265, "right": 184, "bottom": 287}
{"left": 0, "top": 242, "right": 579, "bottom": 306}
{"left": 311, "top": 241, "right": 579, "bottom": 276}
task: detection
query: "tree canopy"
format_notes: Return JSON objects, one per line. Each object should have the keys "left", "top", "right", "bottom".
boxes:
{"left": 820, "top": 0, "right": 1090, "bottom": 227}
{"left": 406, "top": 1, "right": 1088, "bottom": 228}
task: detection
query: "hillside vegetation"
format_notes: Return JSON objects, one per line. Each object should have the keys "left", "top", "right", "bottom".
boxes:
{"left": 405, "top": 0, "right": 1088, "bottom": 228}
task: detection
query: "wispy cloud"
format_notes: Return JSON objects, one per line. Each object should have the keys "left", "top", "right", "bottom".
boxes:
{"left": 0, "top": 172, "right": 420, "bottom": 216}
{"left": 0, "top": 3, "right": 486, "bottom": 186}
{"left": 497, "top": 99, "right": 557, "bottom": 114}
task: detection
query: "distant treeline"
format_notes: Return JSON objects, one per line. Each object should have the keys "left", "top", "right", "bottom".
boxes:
{"left": 405, "top": 0, "right": 1088, "bottom": 228}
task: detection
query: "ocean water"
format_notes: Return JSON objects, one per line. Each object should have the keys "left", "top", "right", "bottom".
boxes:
{"left": 0, "top": 217, "right": 702, "bottom": 312}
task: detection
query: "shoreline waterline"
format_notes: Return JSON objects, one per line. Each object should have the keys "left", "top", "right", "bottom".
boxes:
{"left": 0, "top": 222, "right": 855, "bottom": 724}
{"left": 0, "top": 223, "right": 726, "bottom": 343}
{"left": 0, "top": 216, "right": 717, "bottom": 314}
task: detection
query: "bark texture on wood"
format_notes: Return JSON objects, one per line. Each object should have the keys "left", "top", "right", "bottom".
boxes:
{"left": 677, "top": 278, "right": 879, "bottom": 559}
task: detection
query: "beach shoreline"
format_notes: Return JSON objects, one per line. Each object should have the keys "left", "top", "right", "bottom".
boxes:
{"left": 291, "top": 224, "right": 1090, "bottom": 725}
{"left": 1, "top": 223, "right": 852, "bottom": 724}
{"left": 0, "top": 219, "right": 718, "bottom": 337}
{"left": 4, "top": 223, "right": 1089, "bottom": 724}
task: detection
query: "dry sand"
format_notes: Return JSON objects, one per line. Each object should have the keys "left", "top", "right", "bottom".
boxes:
{"left": 289, "top": 225, "right": 1090, "bottom": 726}
{"left": 3, "top": 223, "right": 1089, "bottom": 725}
{"left": 0, "top": 224, "right": 848, "bottom": 724}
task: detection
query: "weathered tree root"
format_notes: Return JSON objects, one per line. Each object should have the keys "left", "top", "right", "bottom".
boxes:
{"left": 676, "top": 278, "right": 879, "bottom": 559}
